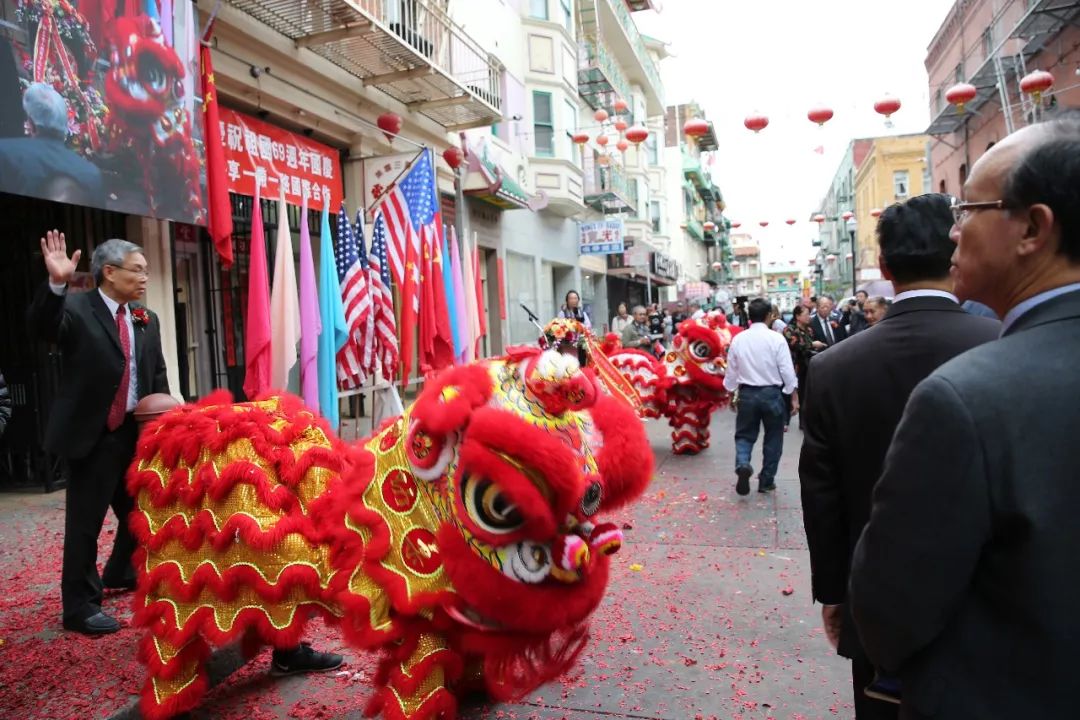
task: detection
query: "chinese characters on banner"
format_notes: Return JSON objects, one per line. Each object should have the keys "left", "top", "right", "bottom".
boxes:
{"left": 579, "top": 219, "right": 625, "bottom": 255}
{"left": 218, "top": 107, "right": 344, "bottom": 208}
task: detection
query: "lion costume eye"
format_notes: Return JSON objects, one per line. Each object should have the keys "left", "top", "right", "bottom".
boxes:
{"left": 580, "top": 481, "right": 602, "bottom": 516}
{"left": 690, "top": 340, "right": 712, "bottom": 360}
{"left": 462, "top": 474, "right": 525, "bottom": 534}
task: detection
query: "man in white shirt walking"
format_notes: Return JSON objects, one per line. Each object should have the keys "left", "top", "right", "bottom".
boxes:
{"left": 724, "top": 298, "right": 798, "bottom": 495}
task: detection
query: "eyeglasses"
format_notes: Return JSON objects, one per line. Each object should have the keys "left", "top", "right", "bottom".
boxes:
{"left": 107, "top": 264, "right": 150, "bottom": 279}
{"left": 950, "top": 197, "right": 1008, "bottom": 224}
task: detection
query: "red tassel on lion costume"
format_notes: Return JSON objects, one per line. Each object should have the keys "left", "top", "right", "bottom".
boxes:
{"left": 127, "top": 349, "right": 653, "bottom": 719}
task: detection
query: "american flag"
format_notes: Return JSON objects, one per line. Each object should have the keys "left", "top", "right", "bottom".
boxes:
{"left": 335, "top": 204, "right": 372, "bottom": 389}
{"left": 368, "top": 210, "right": 399, "bottom": 381}
{"left": 377, "top": 149, "right": 439, "bottom": 312}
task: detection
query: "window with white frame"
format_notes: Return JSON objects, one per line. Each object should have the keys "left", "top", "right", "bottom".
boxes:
{"left": 530, "top": 0, "right": 548, "bottom": 20}
{"left": 533, "top": 91, "right": 554, "bottom": 157}
{"left": 645, "top": 132, "right": 658, "bottom": 165}
{"left": 560, "top": 0, "right": 572, "bottom": 34}
{"left": 650, "top": 200, "right": 662, "bottom": 233}
{"left": 893, "top": 170, "right": 910, "bottom": 200}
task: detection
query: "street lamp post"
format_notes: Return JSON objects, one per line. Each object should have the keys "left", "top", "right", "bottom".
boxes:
{"left": 846, "top": 217, "right": 858, "bottom": 297}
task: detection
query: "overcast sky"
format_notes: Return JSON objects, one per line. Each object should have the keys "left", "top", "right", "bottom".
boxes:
{"left": 635, "top": 0, "right": 956, "bottom": 266}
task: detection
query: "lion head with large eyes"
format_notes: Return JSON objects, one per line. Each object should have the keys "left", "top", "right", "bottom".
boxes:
{"left": 385, "top": 347, "right": 652, "bottom": 639}
{"left": 664, "top": 312, "right": 738, "bottom": 395}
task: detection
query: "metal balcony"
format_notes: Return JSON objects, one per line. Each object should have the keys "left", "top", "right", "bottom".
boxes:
{"left": 226, "top": 0, "right": 502, "bottom": 130}
{"left": 583, "top": 153, "right": 633, "bottom": 213}
{"left": 578, "top": 38, "right": 632, "bottom": 112}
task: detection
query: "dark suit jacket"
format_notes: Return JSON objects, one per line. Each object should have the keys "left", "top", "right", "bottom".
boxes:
{"left": 799, "top": 296, "right": 1000, "bottom": 660}
{"left": 850, "top": 288, "right": 1080, "bottom": 719}
{"left": 0, "top": 136, "right": 105, "bottom": 206}
{"left": 810, "top": 312, "right": 847, "bottom": 346}
{"left": 29, "top": 283, "right": 168, "bottom": 459}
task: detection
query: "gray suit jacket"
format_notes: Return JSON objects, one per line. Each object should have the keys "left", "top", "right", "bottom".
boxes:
{"left": 850, "top": 288, "right": 1080, "bottom": 719}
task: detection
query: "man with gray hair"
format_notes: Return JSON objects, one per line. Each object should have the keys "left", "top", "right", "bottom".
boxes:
{"left": 0, "top": 83, "right": 104, "bottom": 206}
{"left": 30, "top": 230, "right": 169, "bottom": 635}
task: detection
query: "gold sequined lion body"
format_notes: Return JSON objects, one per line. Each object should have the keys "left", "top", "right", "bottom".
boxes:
{"left": 128, "top": 349, "right": 654, "bottom": 720}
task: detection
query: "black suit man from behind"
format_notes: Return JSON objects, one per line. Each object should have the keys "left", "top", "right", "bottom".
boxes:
{"left": 851, "top": 112, "right": 1080, "bottom": 718}
{"left": 30, "top": 231, "right": 168, "bottom": 634}
{"left": 809, "top": 294, "right": 847, "bottom": 347}
{"left": 799, "top": 195, "right": 1000, "bottom": 718}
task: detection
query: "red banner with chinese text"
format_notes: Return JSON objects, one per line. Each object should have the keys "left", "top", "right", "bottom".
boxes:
{"left": 218, "top": 107, "right": 344, "bottom": 208}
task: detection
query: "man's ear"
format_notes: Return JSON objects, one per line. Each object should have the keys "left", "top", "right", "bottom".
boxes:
{"left": 1017, "top": 203, "right": 1056, "bottom": 258}
{"left": 878, "top": 254, "right": 893, "bottom": 282}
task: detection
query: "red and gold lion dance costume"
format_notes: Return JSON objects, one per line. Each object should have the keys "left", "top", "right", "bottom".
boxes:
{"left": 605, "top": 312, "right": 741, "bottom": 455}
{"left": 127, "top": 347, "right": 653, "bottom": 720}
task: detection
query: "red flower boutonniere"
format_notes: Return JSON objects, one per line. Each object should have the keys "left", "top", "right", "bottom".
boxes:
{"left": 131, "top": 307, "right": 150, "bottom": 327}
{"left": 830, "top": 320, "right": 839, "bottom": 329}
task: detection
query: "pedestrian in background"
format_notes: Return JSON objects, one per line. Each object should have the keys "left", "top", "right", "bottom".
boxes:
{"left": 723, "top": 298, "right": 798, "bottom": 495}
{"left": 559, "top": 289, "right": 591, "bottom": 329}
{"left": 610, "top": 301, "right": 632, "bottom": 335}
{"left": 800, "top": 193, "right": 999, "bottom": 719}
{"left": 0, "top": 370, "right": 10, "bottom": 438}
{"left": 851, "top": 111, "right": 1080, "bottom": 719}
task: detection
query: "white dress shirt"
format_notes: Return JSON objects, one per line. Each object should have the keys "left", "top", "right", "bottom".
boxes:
{"left": 1000, "top": 282, "right": 1080, "bottom": 335}
{"left": 723, "top": 322, "right": 798, "bottom": 395}
{"left": 892, "top": 289, "right": 958, "bottom": 304}
{"left": 51, "top": 282, "right": 139, "bottom": 411}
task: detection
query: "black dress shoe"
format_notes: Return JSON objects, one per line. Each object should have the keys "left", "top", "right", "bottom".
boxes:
{"left": 63, "top": 611, "right": 121, "bottom": 635}
{"left": 271, "top": 642, "right": 344, "bottom": 676}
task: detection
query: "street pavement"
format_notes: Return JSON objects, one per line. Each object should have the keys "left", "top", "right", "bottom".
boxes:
{"left": 0, "top": 410, "right": 853, "bottom": 719}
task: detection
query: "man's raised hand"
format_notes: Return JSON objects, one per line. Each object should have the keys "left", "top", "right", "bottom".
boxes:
{"left": 41, "top": 229, "right": 80, "bottom": 285}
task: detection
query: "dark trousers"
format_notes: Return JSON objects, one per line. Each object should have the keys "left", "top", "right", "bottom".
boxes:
{"left": 734, "top": 385, "right": 786, "bottom": 484}
{"left": 62, "top": 416, "right": 139, "bottom": 621}
{"left": 852, "top": 652, "right": 900, "bottom": 720}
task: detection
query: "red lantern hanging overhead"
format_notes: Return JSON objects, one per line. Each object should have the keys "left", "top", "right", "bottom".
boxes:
{"left": 870, "top": 208, "right": 883, "bottom": 218}
{"left": 732, "top": 222, "right": 742, "bottom": 229}
{"left": 945, "top": 83, "right": 977, "bottom": 114}
{"left": 703, "top": 221, "right": 716, "bottom": 232}
{"left": 874, "top": 96, "right": 902, "bottom": 119}
{"left": 614, "top": 119, "right": 628, "bottom": 132}
{"left": 826, "top": 254, "right": 837, "bottom": 261}
{"left": 842, "top": 210, "right": 855, "bottom": 221}
{"left": 616, "top": 138, "right": 630, "bottom": 153}
{"left": 572, "top": 132, "right": 590, "bottom": 145}
{"left": 785, "top": 219, "right": 797, "bottom": 225}
{"left": 807, "top": 106, "right": 834, "bottom": 126}
{"left": 594, "top": 108, "right": 609, "bottom": 123}
{"left": 813, "top": 214, "right": 826, "bottom": 224}
{"left": 744, "top": 114, "right": 769, "bottom": 133}
{"left": 711, "top": 261, "right": 722, "bottom": 271}
{"left": 442, "top": 146, "right": 463, "bottom": 170}
{"left": 684, "top": 117, "right": 709, "bottom": 140}
{"left": 731, "top": 260, "right": 741, "bottom": 267}
{"left": 596, "top": 134, "right": 609, "bottom": 146}
{"left": 759, "top": 220, "right": 769, "bottom": 227}
{"left": 376, "top": 112, "right": 402, "bottom": 143}
{"left": 625, "top": 125, "right": 649, "bottom": 144}
{"left": 613, "top": 98, "right": 629, "bottom": 113}
{"left": 1020, "top": 69, "right": 1054, "bottom": 103}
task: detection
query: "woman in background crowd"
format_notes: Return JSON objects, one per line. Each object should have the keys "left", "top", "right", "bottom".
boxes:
{"left": 559, "top": 289, "right": 592, "bottom": 330}
{"left": 610, "top": 301, "right": 631, "bottom": 335}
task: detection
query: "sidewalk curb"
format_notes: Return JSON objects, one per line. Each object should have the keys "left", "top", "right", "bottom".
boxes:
{"left": 105, "top": 643, "right": 247, "bottom": 720}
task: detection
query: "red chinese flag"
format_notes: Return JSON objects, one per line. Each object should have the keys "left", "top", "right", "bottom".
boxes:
{"left": 430, "top": 224, "right": 455, "bottom": 370}
{"left": 418, "top": 226, "right": 437, "bottom": 373}
{"left": 473, "top": 244, "right": 487, "bottom": 356}
{"left": 200, "top": 43, "right": 234, "bottom": 268}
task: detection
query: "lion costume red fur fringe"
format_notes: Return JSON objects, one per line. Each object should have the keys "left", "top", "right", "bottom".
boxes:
{"left": 606, "top": 312, "right": 741, "bottom": 455}
{"left": 126, "top": 348, "right": 653, "bottom": 719}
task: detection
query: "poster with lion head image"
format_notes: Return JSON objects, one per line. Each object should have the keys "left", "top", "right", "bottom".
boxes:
{"left": 0, "top": 0, "right": 205, "bottom": 223}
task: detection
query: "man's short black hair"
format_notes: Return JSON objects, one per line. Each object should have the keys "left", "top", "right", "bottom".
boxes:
{"left": 876, "top": 193, "right": 955, "bottom": 284}
{"left": 1002, "top": 109, "right": 1080, "bottom": 263}
{"left": 748, "top": 297, "right": 771, "bottom": 323}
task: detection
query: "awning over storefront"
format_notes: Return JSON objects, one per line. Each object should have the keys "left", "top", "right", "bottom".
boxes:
{"left": 461, "top": 140, "right": 547, "bottom": 211}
